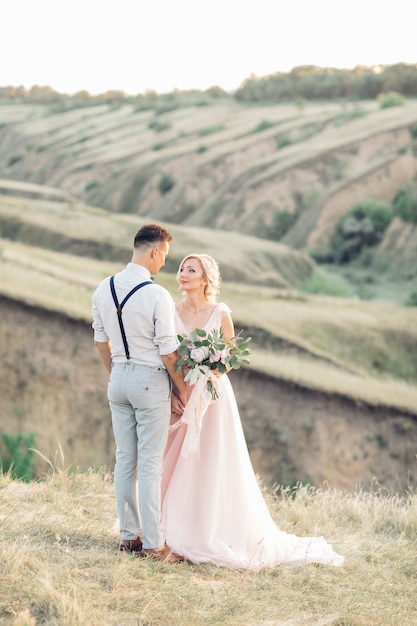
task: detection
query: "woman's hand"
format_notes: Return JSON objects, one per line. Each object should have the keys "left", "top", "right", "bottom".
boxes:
{"left": 171, "top": 392, "right": 185, "bottom": 417}
{"left": 212, "top": 367, "right": 229, "bottom": 378}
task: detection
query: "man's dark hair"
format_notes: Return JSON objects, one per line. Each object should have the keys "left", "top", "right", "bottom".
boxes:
{"left": 133, "top": 224, "right": 173, "bottom": 248}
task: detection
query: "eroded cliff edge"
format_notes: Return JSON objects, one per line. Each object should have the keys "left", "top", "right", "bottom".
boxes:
{"left": 1, "top": 295, "right": 415, "bottom": 491}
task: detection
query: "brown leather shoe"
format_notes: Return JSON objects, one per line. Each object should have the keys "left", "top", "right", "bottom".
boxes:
{"left": 119, "top": 536, "right": 143, "bottom": 554}
{"left": 142, "top": 543, "right": 184, "bottom": 563}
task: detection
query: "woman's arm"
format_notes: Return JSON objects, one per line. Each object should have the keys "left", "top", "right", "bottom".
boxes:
{"left": 211, "top": 309, "right": 236, "bottom": 379}
{"left": 221, "top": 309, "right": 235, "bottom": 341}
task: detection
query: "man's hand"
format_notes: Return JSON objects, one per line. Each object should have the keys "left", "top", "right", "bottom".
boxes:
{"left": 162, "top": 351, "right": 188, "bottom": 405}
{"left": 95, "top": 341, "right": 112, "bottom": 373}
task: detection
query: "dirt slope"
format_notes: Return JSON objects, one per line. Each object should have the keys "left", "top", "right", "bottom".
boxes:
{"left": 2, "top": 296, "right": 416, "bottom": 491}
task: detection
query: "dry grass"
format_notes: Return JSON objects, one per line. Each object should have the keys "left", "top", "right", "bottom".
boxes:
{"left": 0, "top": 238, "right": 121, "bottom": 319}
{"left": 4, "top": 98, "right": 414, "bottom": 172}
{"left": 0, "top": 179, "right": 73, "bottom": 201}
{"left": 1, "top": 468, "right": 417, "bottom": 626}
{"left": 243, "top": 99, "right": 417, "bottom": 186}
{"left": 0, "top": 195, "right": 312, "bottom": 288}
{"left": 2, "top": 99, "right": 417, "bottom": 257}
{"left": 250, "top": 351, "right": 417, "bottom": 415}
{"left": 1, "top": 212, "right": 417, "bottom": 417}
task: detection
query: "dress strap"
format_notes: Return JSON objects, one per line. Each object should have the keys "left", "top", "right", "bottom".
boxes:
{"left": 109, "top": 275, "right": 153, "bottom": 360}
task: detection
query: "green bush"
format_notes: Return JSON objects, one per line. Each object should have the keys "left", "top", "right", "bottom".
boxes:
{"left": 351, "top": 200, "right": 393, "bottom": 232}
{"left": 155, "top": 104, "right": 178, "bottom": 116}
{"left": 329, "top": 199, "right": 393, "bottom": 263}
{"left": 0, "top": 432, "right": 36, "bottom": 482}
{"left": 276, "top": 134, "right": 292, "bottom": 149}
{"left": 253, "top": 119, "right": 278, "bottom": 133}
{"left": 410, "top": 122, "right": 417, "bottom": 139}
{"left": 199, "top": 124, "right": 224, "bottom": 136}
{"left": 266, "top": 210, "right": 298, "bottom": 240}
{"left": 376, "top": 434, "right": 389, "bottom": 449}
{"left": 148, "top": 120, "right": 171, "bottom": 132}
{"left": 393, "top": 186, "right": 417, "bottom": 223}
{"left": 377, "top": 91, "right": 404, "bottom": 109}
{"left": 7, "top": 154, "right": 23, "bottom": 166}
{"left": 85, "top": 179, "right": 99, "bottom": 192}
{"left": 158, "top": 173, "right": 175, "bottom": 195}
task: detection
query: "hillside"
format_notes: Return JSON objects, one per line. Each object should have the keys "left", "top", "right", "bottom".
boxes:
{"left": 1, "top": 196, "right": 417, "bottom": 489}
{"left": 0, "top": 189, "right": 313, "bottom": 289}
{"left": 1, "top": 98, "right": 417, "bottom": 270}
{"left": 1, "top": 97, "right": 417, "bottom": 490}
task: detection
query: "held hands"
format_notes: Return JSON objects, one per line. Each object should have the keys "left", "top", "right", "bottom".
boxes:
{"left": 171, "top": 390, "right": 187, "bottom": 418}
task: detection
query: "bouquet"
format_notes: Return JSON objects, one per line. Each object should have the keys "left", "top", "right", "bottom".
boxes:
{"left": 175, "top": 327, "right": 251, "bottom": 400}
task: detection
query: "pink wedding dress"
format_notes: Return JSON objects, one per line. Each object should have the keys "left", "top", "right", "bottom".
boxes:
{"left": 161, "top": 303, "right": 344, "bottom": 570}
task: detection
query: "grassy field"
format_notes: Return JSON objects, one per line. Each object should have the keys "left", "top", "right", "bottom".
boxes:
{"left": 1, "top": 193, "right": 417, "bottom": 417}
{"left": 1, "top": 467, "right": 417, "bottom": 626}
{"left": 0, "top": 191, "right": 313, "bottom": 288}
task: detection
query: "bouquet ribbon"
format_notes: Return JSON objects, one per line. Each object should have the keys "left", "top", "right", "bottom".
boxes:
{"left": 170, "top": 369, "right": 221, "bottom": 458}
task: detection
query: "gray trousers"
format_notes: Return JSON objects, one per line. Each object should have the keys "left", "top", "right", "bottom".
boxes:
{"left": 108, "top": 362, "right": 171, "bottom": 549}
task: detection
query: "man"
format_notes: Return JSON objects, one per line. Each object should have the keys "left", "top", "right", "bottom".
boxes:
{"left": 92, "top": 224, "right": 187, "bottom": 563}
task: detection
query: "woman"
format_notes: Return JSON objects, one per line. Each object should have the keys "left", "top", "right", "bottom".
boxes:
{"left": 161, "top": 254, "right": 344, "bottom": 570}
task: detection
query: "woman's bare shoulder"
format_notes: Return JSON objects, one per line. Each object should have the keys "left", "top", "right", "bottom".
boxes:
{"left": 217, "top": 301, "right": 232, "bottom": 315}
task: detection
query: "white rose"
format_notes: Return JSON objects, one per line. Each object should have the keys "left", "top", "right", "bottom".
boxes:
{"left": 219, "top": 348, "right": 230, "bottom": 364}
{"left": 190, "top": 346, "right": 209, "bottom": 363}
{"left": 209, "top": 350, "right": 222, "bottom": 363}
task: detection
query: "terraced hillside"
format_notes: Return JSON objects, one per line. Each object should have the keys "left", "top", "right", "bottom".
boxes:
{"left": 1, "top": 98, "right": 417, "bottom": 270}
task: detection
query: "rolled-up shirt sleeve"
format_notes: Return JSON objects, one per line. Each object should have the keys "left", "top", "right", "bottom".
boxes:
{"left": 153, "top": 290, "right": 179, "bottom": 355}
{"left": 92, "top": 293, "right": 109, "bottom": 343}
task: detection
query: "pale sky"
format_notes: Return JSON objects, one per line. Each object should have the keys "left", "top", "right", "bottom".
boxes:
{"left": 2, "top": 0, "right": 416, "bottom": 96}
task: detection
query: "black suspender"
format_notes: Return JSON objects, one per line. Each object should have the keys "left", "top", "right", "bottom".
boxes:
{"left": 109, "top": 275, "right": 153, "bottom": 360}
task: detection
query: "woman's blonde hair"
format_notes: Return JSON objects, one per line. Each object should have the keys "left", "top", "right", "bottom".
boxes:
{"left": 177, "top": 254, "right": 221, "bottom": 302}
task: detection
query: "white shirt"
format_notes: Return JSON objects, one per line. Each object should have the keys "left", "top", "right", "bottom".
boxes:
{"left": 92, "top": 263, "right": 179, "bottom": 367}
